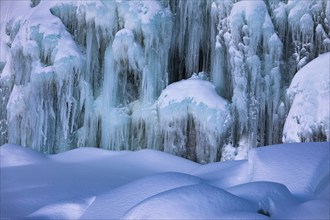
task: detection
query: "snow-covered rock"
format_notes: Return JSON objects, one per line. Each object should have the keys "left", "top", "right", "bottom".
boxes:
{"left": 156, "top": 74, "right": 232, "bottom": 163}
{"left": 283, "top": 53, "right": 330, "bottom": 143}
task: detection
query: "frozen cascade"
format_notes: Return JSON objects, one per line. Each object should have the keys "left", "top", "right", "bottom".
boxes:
{"left": 99, "top": 1, "right": 173, "bottom": 151}
{"left": 0, "top": 0, "right": 329, "bottom": 162}
{"left": 211, "top": 0, "right": 283, "bottom": 149}
{"left": 167, "top": 0, "right": 213, "bottom": 82}
{"left": 1, "top": 1, "right": 86, "bottom": 153}
{"left": 283, "top": 0, "right": 329, "bottom": 79}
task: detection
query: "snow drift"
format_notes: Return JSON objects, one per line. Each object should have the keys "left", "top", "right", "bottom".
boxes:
{"left": 1, "top": 142, "right": 329, "bottom": 219}
{"left": 0, "top": 0, "right": 330, "bottom": 161}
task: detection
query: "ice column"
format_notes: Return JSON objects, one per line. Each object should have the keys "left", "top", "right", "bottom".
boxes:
{"left": 212, "top": 0, "right": 283, "bottom": 149}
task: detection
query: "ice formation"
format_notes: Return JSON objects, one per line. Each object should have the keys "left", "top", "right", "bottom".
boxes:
{"left": 0, "top": 0, "right": 329, "bottom": 162}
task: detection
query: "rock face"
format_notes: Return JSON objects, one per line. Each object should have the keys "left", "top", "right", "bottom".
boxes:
{"left": 0, "top": 0, "right": 329, "bottom": 162}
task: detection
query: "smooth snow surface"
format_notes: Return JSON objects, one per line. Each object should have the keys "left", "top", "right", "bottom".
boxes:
{"left": 1, "top": 142, "right": 329, "bottom": 219}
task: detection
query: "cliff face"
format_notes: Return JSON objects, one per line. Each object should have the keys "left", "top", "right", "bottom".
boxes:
{"left": 0, "top": 0, "right": 329, "bottom": 162}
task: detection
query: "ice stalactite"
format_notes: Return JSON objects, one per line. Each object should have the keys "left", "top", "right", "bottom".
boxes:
{"left": 267, "top": 0, "right": 330, "bottom": 88}
{"left": 210, "top": 0, "right": 233, "bottom": 99}
{"left": 270, "top": 0, "right": 330, "bottom": 144}
{"left": 211, "top": 0, "right": 283, "bottom": 151}
{"left": 167, "top": 0, "right": 213, "bottom": 83}
{"left": 99, "top": 0, "right": 172, "bottom": 151}
{"left": 50, "top": 1, "right": 117, "bottom": 98}
{"left": 50, "top": 1, "right": 119, "bottom": 149}
{"left": 0, "top": 0, "right": 28, "bottom": 146}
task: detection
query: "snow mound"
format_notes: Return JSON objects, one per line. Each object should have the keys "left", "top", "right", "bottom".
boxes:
{"left": 122, "top": 184, "right": 258, "bottom": 220}
{"left": 81, "top": 172, "right": 202, "bottom": 219}
{"left": 248, "top": 142, "right": 330, "bottom": 196}
{"left": 26, "top": 197, "right": 95, "bottom": 220}
{"left": 283, "top": 53, "right": 330, "bottom": 143}
{"left": 157, "top": 74, "right": 229, "bottom": 110}
{"left": 1, "top": 142, "right": 329, "bottom": 219}
{"left": 227, "top": 181, "right": 299, "bottom": 217}
{"left": 284, "top": 199, "right": 330, "bottom": 220}
{"left": 191, "top": 160, "right": 249, "bottom": 188}
{"left": 0, "top": 144, "right": 47, "bottom": 167}
{"left": 156, "top": 74, "right": 232, "bottom": 163}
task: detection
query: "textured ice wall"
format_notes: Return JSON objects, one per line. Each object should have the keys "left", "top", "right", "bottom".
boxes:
{"left": 1, "top": 0, "right": 329, "bottom": 162}
{"left": 1, "top": 0, "right": 174, "bottom": 154}
{"left": 210, "top": 0, "right": 330, "bottom": 159}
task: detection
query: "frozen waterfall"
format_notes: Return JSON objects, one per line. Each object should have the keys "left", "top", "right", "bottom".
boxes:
{"left": 0, "top": 0, "right": 329, "bottom": 162}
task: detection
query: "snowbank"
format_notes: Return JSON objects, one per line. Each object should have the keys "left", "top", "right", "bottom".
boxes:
{"left": 1, "top": 142, "right": 329, "bottom": 219}
{"left": 0, "top": 144, "right": 47, "bottom": 167}
{"left": 248, "top": 142, "right": 330, "bottom": 196}
{"left": 81, "top": 172, "right": 202, "bottom": 219}
{"left": 122, "top": 184, "right": 257, "bottom": 219}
